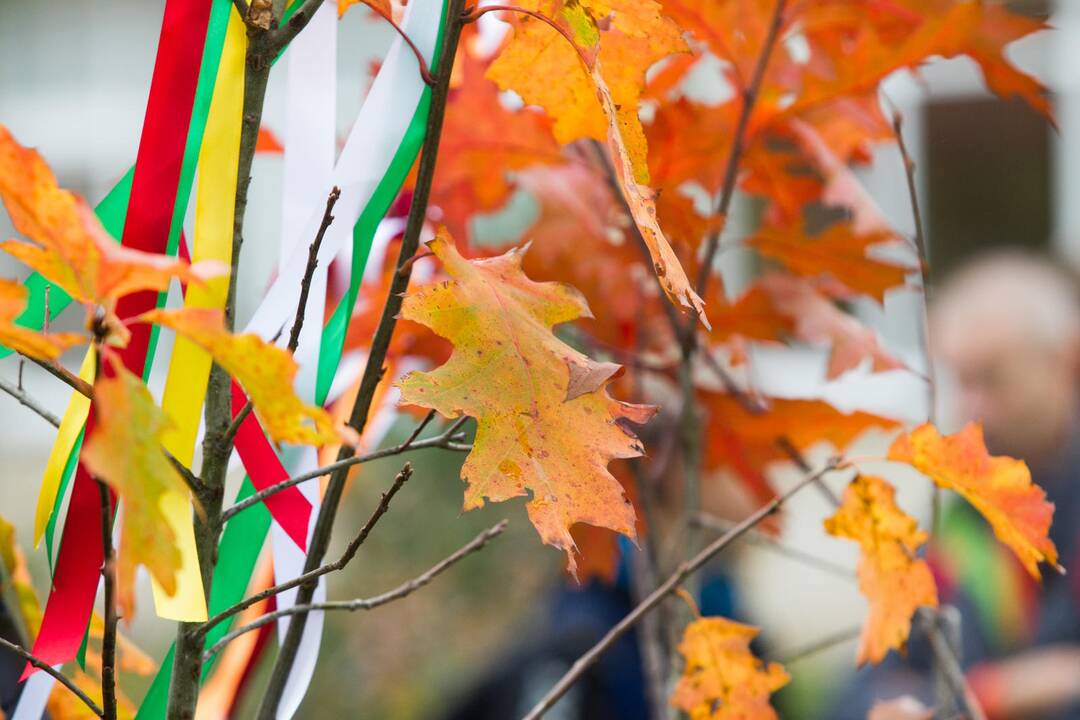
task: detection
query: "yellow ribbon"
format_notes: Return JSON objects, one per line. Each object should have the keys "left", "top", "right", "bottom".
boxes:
{"left": 153, "top": 10, "right": 247, "bottom": 622}
{"left": 34, "top": 347, "right": 96, "bottom": 548}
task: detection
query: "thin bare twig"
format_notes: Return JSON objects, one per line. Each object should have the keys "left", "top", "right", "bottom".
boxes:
{"left": 522, "top": 460, "right": 839, "bottom": 720}
{"left": 0, "top": 377, "right": 61, "bottom": 427}
{"left": 220, "top": 423, "right": 469, "bottom": 523}
{"left": 0, "top": 637, "right": 104, "bottom": 717}
{"left": 221, "top": 186, "right": 340, "bottom": 448}
{"left": 695, "top": 0, "right": 787, "bottom": 297}
{"left": 204, "top": 520, "right": 507, "bottom": 660}
{"left": 23, "top": 355, "right": 93, "bottom": 398}
{"left": 270, "top": 0, "right": 330, "bottom": 52}
{"left": 917, "top": 608, "right": 988, "bottom": 720}
{"left": 202, "top": 463, "right": 413, "bottom": 635}
{"left": 776, "top": 625, "right": 861, "bottom": 665}
{"left": 692, "top": 512, "right": 854, "bottom": 581}
{"left": 169, "top": 455, "right": 207, "bottom": 496}
{"left": 891, "top": 110, "right": 941, "bottom": 536}
{"left": 287, "top": 186, "right": 340, "bottom": 354}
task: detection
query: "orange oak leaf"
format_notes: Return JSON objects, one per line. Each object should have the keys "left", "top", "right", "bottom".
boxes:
{"left": 80, "top": 352, "right": 189, "bottom": 618}
{"left": 514, "top": 162, "right": 669, "bottom": 352}
{"left": 791, "top": 0, "right": 1050, "bottom": 122}
{"left": 140, "top": 308, "right": 340, "bottom": 447}
{"left": 0, "top": 279, "right": 83, "bottom": 360}
{"left": 671, "top": 616, "right": 789, "bottom": 720}
{"left": 395, "top": 230, "right": 656, "bottom": 575}
{"left": 0, "top": 126, "right": 223, "bottom": 316}
{"left": 748, "top": 221, "right": 909, "bottom": 304}
{"left": 487, "top": 2, "right": 706, "bottom": 324}
{"left": 889, "top": 423, "right": 1060, "bottom": 579}
{"left": 824, "top": 474, "right": 938, "bottom": 664}
{"left": 757, "top": 273, "right": 904, "bottom": 378}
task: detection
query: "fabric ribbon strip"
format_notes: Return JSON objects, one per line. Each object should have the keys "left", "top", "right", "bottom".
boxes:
{"left": 136, "top": 1, "right": 450, "bottom": 716}
{"left": 25, "top": 0, "right": 216, "bottom": 677}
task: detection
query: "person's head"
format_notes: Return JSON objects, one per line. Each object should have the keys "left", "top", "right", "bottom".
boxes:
{"left": 932, "top": 250, "right": 1080, "bottom": 460}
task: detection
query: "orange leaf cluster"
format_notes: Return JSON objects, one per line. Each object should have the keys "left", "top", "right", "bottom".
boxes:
{"left": 824, "top": 474, "right": 938, "bottom": 664}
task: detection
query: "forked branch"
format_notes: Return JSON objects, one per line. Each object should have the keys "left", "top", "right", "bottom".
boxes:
{"left": 203, "top": 463, "right": 414, "bottom": 634}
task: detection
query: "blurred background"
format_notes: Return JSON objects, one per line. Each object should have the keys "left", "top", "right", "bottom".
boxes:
{"left": 0, "top": 0, "right": 1073, "bottom": 717}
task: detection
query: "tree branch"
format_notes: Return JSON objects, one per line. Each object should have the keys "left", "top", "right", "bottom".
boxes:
{"left": 0, "top": 637, "right": 104, "bottom": 717}
{"left": 694, "top": 0, "right": 787, "bottom": 297}
{"left": 23, "top": 355, "right": 93, "bottom": 398}
{"left": 0, "top": 377, "right": 61, "bottom": 427}
{"left": 220, "top": 422, "right": 468, "bottom": 523}
{"left": 168, "top": 8, "right": 278, "bottom": 717}
{"left": 917, "top": 608, "right": 988, "bottom": 720}
{"left": 270, "top": 0, "right": 328, "bottom": 53}
{"left": 692, "top": 512, "right": 854, "bottom": 580}
{"left": 522, "top": 460, "right": 839, "bottom": 720}
{"left": 205, "top": 520, "right": 507, "bottom": 660}
{"left": 776, "top": 625, "right": 861, "bottom": 665}
{"left": 254, "top": 4, "right": 470, "bottom": 715}
{"left": 97, "top": 479, "right": 118, "bottom": 720}
{"left": 892, "top": 109, "right": 941, "bottom": 536}
{"left": 203, "top": 463, "right": 412, "bottom": 635}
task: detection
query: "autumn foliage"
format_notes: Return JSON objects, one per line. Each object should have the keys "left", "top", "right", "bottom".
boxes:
{"left": 0, "top": 0, "right": 1066, "bottom": 717}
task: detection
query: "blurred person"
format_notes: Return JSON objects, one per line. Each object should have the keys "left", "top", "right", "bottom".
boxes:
{"left": 833, "top": 250, "right": 1080, "bottom": 719}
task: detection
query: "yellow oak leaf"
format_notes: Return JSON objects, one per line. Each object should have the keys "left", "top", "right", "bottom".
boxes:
{"left": 671, "top": 616, "right": 789, "bottom": 720}
{"left": 140, "top": 308, "right": 340, "bottom": 447}
{"left": 889, "top": 422, "right": 1060, "bottom": 579}
{"left": 0, "top": 279, "right": 83, "bottom": 360}
{"left": 80, "top": 352, "right": 189, "bottom": 618}
{"left": 824, "top": 474, "right": 938, "bottom": 664}
{"left": 395, "top": 230, "right": 655, "bottom": 575}
{"left": 0, "top": 125, "right": 223, "bottom": 316}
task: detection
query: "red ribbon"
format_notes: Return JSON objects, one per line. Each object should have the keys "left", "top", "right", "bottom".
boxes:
{"left": 231, "top": 382, "right": 313, "bottom": 550}
{"left": 27, "top": 0, "right": 214, "bottom": 675}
